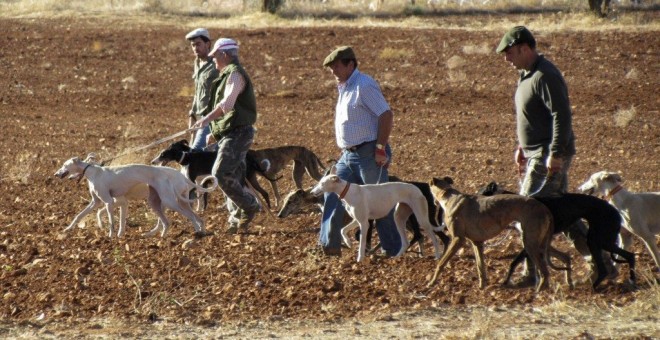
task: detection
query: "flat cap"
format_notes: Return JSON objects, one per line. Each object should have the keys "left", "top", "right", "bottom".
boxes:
{"left": 496, "top": 26, "right": 536, "bottom": 53}
{"left": 323, "top": 46, "right": 356, "bottom": 67}
{"left": 185, "top": 28, "right": 210, "bottom": 41}
{"left": 208, "top": 38, "right": 239, "bottom": 56}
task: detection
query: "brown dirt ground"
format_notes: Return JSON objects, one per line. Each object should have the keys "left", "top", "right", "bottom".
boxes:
{"left": 1, "top": 16, "right": 659, "bottom": 338}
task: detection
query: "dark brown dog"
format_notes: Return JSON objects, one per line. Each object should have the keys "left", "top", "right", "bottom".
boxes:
{"left": 248, "top": 146, "right": 326, "bottom": 208}
{"left": 427, "top": 177, "right": 555, "bottom": 292}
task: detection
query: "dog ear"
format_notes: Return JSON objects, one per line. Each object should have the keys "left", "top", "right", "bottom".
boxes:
{"left": 609, "top": 173, "right": 623, "bottom": 184}
{"left": 443, "top": 176, "right": 454, "bottom": 185}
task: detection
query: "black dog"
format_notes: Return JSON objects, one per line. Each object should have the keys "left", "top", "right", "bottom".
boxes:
{"left": 151, "top": 140, "right": 280, "bottom": 209}
{"left": 480, "top": 182, "right": 635, "bottom": 290}
{"left": 361, "top": 176, "right": 450, "bottom": 256}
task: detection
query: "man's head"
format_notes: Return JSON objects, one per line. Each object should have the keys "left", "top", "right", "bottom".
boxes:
{"left": 208, "top": 38, "right": 239, "bottom": 69}
{"left": 186, "top": 28, "right": 212, "bottom": 59}
{"left": 496, "top": 26, "right": 536, "bottom": 53}
{"left": 323, "top": 46, "right": 358, "bottom": 83}
{"left": 497, "top": 26, "right": 538, "bottom": 71}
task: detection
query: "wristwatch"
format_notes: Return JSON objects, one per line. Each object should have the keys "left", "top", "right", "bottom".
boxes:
{"left": 375, "top": 143, "right": 385, "bottom": 150}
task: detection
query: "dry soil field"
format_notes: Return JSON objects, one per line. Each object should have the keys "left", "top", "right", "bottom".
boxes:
{"left": 1, "top": 12, "right": 659, "bottom": 338}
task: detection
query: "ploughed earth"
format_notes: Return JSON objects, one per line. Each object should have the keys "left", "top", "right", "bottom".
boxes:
{"left": 1, "top": 16, "right": 658, "bottom": 337}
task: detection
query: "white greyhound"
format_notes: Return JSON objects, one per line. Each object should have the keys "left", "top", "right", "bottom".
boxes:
{"left": 55, "top": 157, "right": 218, "bottom": 238}
{"left": 579, "top": 171, "right": 660, "bottom": 270}
{"left": 310, "top": 175, "right": 442, "bottom": 262}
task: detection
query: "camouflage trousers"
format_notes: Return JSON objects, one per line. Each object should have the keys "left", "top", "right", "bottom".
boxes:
{"left": 212, "top": 126, "right": 260, "bottom": 226}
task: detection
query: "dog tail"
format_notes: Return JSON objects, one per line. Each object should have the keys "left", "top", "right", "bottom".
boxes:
{"left": 314, "top": 153, "right": 327, "bottom": 171}
{"left": 195, "top": 175, "right": 219, "bottom": 193}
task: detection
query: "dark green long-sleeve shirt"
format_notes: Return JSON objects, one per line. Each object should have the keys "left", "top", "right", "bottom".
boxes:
{"left": 515, "top": 55, "right": 576, "bottom": 159}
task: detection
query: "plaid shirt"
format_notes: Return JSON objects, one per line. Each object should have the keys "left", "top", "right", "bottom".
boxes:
{"left": 334, "top": 69, "right": 390, "bottom": 149}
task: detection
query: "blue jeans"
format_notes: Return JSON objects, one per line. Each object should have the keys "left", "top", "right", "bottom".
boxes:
{"left": 318, "top": 142, "right": 402, "bottom": 256}
{"left": 191, "top": 124, "right": 211, "bottom": 151}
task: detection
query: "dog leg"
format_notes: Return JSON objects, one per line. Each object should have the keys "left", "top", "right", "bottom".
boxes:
{"left": 96, "top": 207, "right": 105, "bottom": 230}
{"left": 521, "top": 227, "right": 551, "bottom": 292}
{"left": 392, "top": 204, "right": 412, "bottom": 257}
{"left": 104, "top": 201, "right": 115, "bottom": 238}
{"left": 410, "top": 198, "right": 442, "bottom": 259}
{"left": 637, "top": 231, "right": 660, "bottom": 270}
{"left": 427, "top": 236, "right": 465, "bottom": 287}
{"left": 356, "top": 219, "right": 371, "bottom": 262}
{"left": 116, "top": 197, "right": 129, "bottom": 238}
{"left": 144, "top": 187, "right": 170, "bottom": 237}
{"left": 470, "top": 240, "right": 488, "bottom": 289}
{"left": 605, "top": 244, "right": 636, "bottom": 287}
{"left": 340, "top": 219, "right": 360, "bottom": 250}
{"left": 268, "top": 178, "right": 281, "bottom": 209}
{"left": 292, "top": 160, "right": 306, "bottom": 190}
{"left": 66, "top": 197, "right": 103, "bottom": 231}
{"left": 550, "top": 247, "right": 573, "bottom": 289}
{"left": 503, "top": 251, "right": 527, "bottom": 286}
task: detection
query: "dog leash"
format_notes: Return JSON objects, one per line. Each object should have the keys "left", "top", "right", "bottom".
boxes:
{"left": 102, "top": 127, "right": 201, "bottom": 165}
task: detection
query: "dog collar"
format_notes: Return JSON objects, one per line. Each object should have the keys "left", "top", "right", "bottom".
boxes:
{"left": 178, "top": 152, "right": 188, "bottom": 164}
{"left": 77, "top": 163, "right": 92, "bottom": 183}
{"left": 339, "top": 182, "right": 351, "bottom": 199}
{"left": 605, "top": 185, "right": 623, "bottom": 201}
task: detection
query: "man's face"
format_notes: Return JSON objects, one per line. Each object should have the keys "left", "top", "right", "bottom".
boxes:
{"left": 212, "top": 50, "right": 229, "bottom": 69}
{"left": 328, "top": 59, "right": 354, "bottom": 83}
{"left": 190, "top": 37, "right": 210, "bottom": 59}
{"left": 504, "top": 44, "right": 525, "bottom": 70}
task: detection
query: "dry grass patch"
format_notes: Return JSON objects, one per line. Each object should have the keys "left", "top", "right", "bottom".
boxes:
{"left": 614, "top": 105, "right": 636, "bottom": 128}
{"left": 462, "top": 42, "right": 492, "bottom": 55}
{"left": 379, "top": 47, "right": 412, "bottom": 60}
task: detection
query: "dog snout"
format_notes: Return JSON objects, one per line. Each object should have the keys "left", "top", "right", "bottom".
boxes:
{"left": 580, "top": 186, "right": 595, "bottom": 196}
{"left": 310, "top": 186, "right": 323, "bottom": 197}
{"left": 150, "top": 156, "right": 166, "bottom": 166}
{"left": 54, "top": 169, "right": 69, "bottom": 179}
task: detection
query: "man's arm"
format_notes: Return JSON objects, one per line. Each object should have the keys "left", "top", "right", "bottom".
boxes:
{"left": 540, "top": 74, "right": 572, "bottom": 172}
{"left": 375, "top": 110, "right": 393, "bottom": 167}
{"left": 193, "top": 71, "right": 245, "bottom": 129}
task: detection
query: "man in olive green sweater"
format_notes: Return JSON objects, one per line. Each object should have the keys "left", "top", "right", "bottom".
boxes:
{"left": 192, "top": 38, "right": 260, "bottom": 234}
{"left": 497, "top": 26, "right": 615, "bottom": 287}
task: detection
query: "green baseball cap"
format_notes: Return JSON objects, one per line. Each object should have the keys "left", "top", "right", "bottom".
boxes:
{"left": 496, "top": 26, "right": 536, "bottom": 53}
{"left": 323, "top": 46, "right": 356, "bottom": 67}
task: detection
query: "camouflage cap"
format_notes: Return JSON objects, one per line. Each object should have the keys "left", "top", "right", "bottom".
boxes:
{"left": 496, "top": 26, "right": 536, "bottom": 53}
{"left": 323, "top": 46, "right": 356, "bottom": 67}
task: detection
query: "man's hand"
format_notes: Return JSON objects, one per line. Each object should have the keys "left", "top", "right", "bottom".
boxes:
{"left": 375, "top": 149, "right": 388, "bottom": 167}
{"left": 546, "top": 155, "right": 563, "bottom": 173}
{"left": 514, "top": 146, "right": 526, "bottom": 176}
{"left": 188, "top": 115, "right": 197, "bottom": 142}
{"left": 191, "top": 117, "right": 207, "bottom": 131}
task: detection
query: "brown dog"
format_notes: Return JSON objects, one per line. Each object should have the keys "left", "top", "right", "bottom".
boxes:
{"left": 248, "top": 146, "right": 325, "bottom": 208}
{"left": 427, "top": 177, "right": 554, "bottom": 292}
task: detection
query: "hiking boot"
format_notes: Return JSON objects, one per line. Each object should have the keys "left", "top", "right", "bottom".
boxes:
{"left": 237, "top": 209, "right": 257, "bottom": 232}
{"left": 322, "top": 247, "right": 341, "bottom": 257}
{"left": 226, "top": 223, "right": 239, "bottom": 234}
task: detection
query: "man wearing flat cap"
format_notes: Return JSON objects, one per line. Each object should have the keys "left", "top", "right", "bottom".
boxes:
{"left": 192, "top": 38, "right": 260, "bottom": 234}
{"left": 498, "top": 26, "right": 613, "bottom": 286}
{"left": 185, "top": 28, "right": 219, "bottom": 150}
{"left": 318, "top": 45, "right": 402, "bottom": 257}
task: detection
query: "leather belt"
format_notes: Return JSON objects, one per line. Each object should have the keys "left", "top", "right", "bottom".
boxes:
{"left": 344, "top": 140, "right": 375, "bottom": 152}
